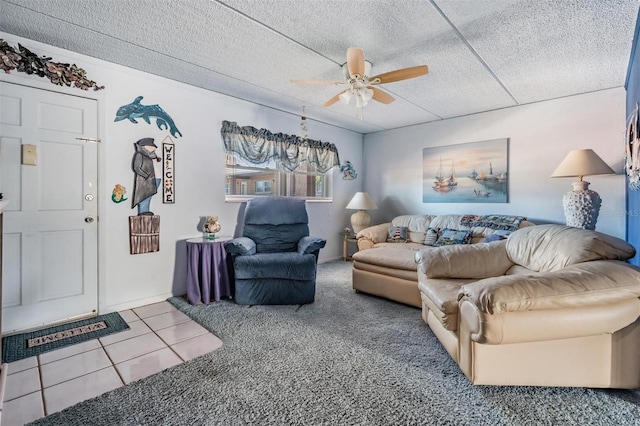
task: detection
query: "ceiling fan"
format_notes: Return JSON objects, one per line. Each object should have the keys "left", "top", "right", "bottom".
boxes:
{"left": 292, "top": 47, "right": 428, "bottom": 108}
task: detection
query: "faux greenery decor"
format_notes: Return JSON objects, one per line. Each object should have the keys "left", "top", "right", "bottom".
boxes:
{"left": 0, "top": 39, "right": 105, "bottom": 91}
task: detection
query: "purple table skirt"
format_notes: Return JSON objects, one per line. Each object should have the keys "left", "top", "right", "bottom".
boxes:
{"left": 186, "top": 239, "right": 232, "bottom": 305}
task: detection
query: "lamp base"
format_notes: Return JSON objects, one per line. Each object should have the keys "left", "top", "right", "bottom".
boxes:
{"left": 350, "top": 210, "right": 371, "bottom": 234}
{"left": 562, "top": 183, "right": 602, "bottom": 230}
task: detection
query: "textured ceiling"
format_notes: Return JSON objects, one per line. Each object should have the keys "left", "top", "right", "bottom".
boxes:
{"left": 1, "top": 0, "right": 638, "bottom": 134}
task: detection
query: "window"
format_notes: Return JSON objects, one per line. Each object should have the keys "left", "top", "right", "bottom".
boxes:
{"left": 255, "top": 180, "right": 272, "bottom": 194}
{"left": 225, "top": 153, "right": 333, "bottom": 200}
{"left": 221, "top": 121, "right": 338, "bottom": 201}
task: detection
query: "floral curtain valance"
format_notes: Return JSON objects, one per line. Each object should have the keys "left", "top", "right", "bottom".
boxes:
{"left": 221, "top": 120, "right": 340, "bottom": 173}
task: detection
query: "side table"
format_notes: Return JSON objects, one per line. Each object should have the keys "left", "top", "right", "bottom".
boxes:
{"left": 186, "top": 236, "right": 233, "bottom": 305}
{"left": 340, "top": 232, "right": 358, "bottom": 261}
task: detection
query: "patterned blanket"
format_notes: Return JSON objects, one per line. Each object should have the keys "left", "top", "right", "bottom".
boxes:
{"left": 460, "top": 214, "right": 527, "bottom": 231}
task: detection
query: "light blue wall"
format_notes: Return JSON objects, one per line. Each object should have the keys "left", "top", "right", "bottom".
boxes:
{"left": 0, "top": 31, "right": 364, "bottom": 313}
{"left": 363, "top": 88, "right": 627, "bottom": 239}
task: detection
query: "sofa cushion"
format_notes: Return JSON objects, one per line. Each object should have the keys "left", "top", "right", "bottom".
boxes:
{"left": 391, "top": 215, "right": 437, "bottom": 243}
{"left": 506, "top": 224, "right": 637, "bottom": 272}
{"left": 353, "top": 245, "right": 428, "bottom": 271}
{"left": 418, "top": 278, "right": 475, "bottom": 331}
{"left": 387, "top": 226, "right": 408, "bottom": 242}
{"left": 458, "top": 260, "right": 640, "bottom": 314}
{"left": 353, "top": 261, "right": 420, "bottom": 282}
{"left": 416, "top": 240, "right": 513, "bottom": 279}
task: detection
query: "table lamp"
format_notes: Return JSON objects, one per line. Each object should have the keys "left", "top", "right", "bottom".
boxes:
{"left": 346, "top": 192, "right": 378, "bottom": 234}
{"left": 550, "top": 149, "right": 615, "bottom": 230}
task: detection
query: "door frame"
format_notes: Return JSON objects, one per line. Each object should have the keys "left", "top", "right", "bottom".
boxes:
{"left": 0, "top": 71, "right": 108, "bottom": 319}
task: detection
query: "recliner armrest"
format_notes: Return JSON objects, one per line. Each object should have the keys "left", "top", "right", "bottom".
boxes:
{"left": 224, "top": 237, "right": 256, "bottom": 256}
{"left": 298, "top": 236, "right": 326, "bottom": 255}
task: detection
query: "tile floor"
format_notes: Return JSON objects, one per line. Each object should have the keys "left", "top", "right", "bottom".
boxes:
{"left": 1, "top": 301, "right": 223, "bottom": 425}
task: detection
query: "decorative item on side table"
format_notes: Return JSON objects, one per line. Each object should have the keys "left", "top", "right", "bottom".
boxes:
{"left": 550, "top": 149, "right": 615, "bottom": 230}
{"left": 346, "top": 192, "right": 377, "bottom": 234}
{"left": 202, "top": 216, "right": 221, "bottom": 240}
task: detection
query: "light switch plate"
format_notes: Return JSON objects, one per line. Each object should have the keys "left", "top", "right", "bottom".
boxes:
{"left": 22, "top": 144, "right": 37, "bottom": 166}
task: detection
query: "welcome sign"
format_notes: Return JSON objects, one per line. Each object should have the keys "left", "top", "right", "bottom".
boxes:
{"left": 163, "top": 137, "right": 175, "bottom": 204}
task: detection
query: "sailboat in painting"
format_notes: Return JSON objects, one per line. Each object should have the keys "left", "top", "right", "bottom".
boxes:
{"left": 448, "top": 161, "right": 457, "bottom": 187}
{"left": 433, "top": 158, "right": 457, "bottom": 192}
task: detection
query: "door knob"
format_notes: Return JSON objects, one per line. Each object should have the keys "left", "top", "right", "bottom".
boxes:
{"left": 85, "top": 217, "right": 94, "bottom": 223}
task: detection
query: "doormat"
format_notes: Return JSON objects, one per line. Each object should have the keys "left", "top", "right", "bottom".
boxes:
{"left": 2, "top": 312, "right": 130, "bottom": 363}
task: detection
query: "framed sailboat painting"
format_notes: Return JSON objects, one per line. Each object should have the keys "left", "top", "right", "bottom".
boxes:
{"left": 422, "top": 138, "right": 509, "bottom": 203}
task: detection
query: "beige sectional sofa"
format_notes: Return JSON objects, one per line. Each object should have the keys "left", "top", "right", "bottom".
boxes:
{"left": 351, "top": 214, "right": 533, "bottom": 307}
{"left": 417, "top": 224, "right": 640, "bottom": 388}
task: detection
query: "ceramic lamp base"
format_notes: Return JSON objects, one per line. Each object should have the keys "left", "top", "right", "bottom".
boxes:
{"left": 562, "top": 181, "right": 602, "bottom": 230}
{"left": 350, "top": 210, "right": 371, "bottom": 234}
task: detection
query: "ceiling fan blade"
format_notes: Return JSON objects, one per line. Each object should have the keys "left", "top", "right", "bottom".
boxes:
{"left": 346, "top": 47, "right": 365, "bottom": 79}
{"left": 323, "top": 92, "right": 343, "bottom": 107}
{"left": 291, "top": 79, "right": 345, "bottom": 86}
{"left": 370, "top": 87, "right": 395, "bottom": 104}
{"left": 370, "top": 65, "right": 428, "bottom": 84}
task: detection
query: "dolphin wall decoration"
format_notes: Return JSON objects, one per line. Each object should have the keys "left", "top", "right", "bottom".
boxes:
{"left": 114, "top": 96, "right": 183, "bottom": 138}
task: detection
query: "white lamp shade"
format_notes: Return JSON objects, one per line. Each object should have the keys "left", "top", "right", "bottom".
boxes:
{"left": 339, "top": 90, "right": 352, "bottom": 105}
{"left": 550, "top": 149, "right": 615, "bottom": 179}
{"left": 346, "top": 192, "right": 378, "bottom": 210}
{"left": 346, "top": 192, "right": 377, "bottom": 234}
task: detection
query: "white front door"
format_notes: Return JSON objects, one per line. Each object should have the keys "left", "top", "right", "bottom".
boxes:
{"left": 0, "top": 81, "right": 99, "bottom": 333}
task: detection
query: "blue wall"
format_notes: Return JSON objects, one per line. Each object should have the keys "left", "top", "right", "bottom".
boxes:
{"left": 626, "top": 10, "right": 640, "bottom": 265}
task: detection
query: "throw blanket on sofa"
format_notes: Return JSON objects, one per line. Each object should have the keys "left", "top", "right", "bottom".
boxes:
{"left": 460, "top": 214, "right": 526, "bottom": 231}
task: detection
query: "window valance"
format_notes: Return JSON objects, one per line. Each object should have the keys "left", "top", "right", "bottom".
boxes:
{"left": 221, "top": 120, "right": 340, "bottom": 173}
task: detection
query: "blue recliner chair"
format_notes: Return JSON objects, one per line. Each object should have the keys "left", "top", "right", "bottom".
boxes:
{"left": 224, "top": 196, "right": 326, "bottom": 305}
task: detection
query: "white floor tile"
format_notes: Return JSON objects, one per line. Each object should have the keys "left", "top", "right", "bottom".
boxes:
{"left": 4, "top": 367, "right": 40, "bottom": 401}
{"left": 38, "top": 339, "right": 102, "bottom": 365}
{"left": 40, "top": 348, "right": 112, "bottom": 388}
{"left": 142, "top": 310, "right": 191, "bottom": 331}
{"left": 132, "top": 302, "right": 176, "bottom": 319}
{"left": 118, "top": 309, "right": 140, "bottom": 323}
{"left": 99, "top": 319, "right": 151, "bottom": 346}
{"left": 103, "top": 332, "right": 167, "bottom": 364}
{"left": 115, "top": 347, "right": 182, "bottom": 384}
{"left": 43, "top": 367, "right": 122, "bottom": 415}
{"left": 3, "top": 300, "right": 225, "bottom": 418}
{"left": 6, "top": 356, "right": 38, "bottom": 375}
{"left": 171, "top": 333, "right": 223, "bottom": 362}
{"left": 156, "top": 320, "right": 209, "bottom": 345}
{"left": 2, "top": 391, "right": 44, "bottom": 426}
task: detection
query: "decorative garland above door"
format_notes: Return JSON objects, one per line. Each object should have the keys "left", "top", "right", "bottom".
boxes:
{"left": 0, "top": 39, "right": 105, "bottom": 91}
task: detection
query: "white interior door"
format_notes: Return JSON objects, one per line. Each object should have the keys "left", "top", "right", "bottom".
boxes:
{"left": 0, "top": 81, "right": 98, "bottom": 333}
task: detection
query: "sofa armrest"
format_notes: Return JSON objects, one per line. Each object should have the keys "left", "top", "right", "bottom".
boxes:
{"left": 298, "top": 236, "right": 327, "bottom": 255}
{"left": 459, "top": 260, "right": 640, "bottom": 315}
{"left": 356, "top": 222, "right": 391, "bottom": 250}
{"left": 224, "top": 237, "right": 256, "bottom": 256}
{"left": 415, "top": 240, "right": 513, "bottom": 279}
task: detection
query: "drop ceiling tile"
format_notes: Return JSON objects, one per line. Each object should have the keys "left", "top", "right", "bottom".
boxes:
{"left": 439, "top": 0, "right": 639, "bottom": 104}
{"left": 2, "top": 0, "right": 637, "bottom": 134}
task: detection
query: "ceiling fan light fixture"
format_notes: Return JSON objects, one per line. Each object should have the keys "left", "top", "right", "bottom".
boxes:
{"left": 295, "top": 47, "right": 428, "bottom": 109}
{"left": 339, "top": 90, "right": 352, "bottom": 105}
{"left": 355, "top": 90, "right": 368, "bottom": 108}
{"left": 362, "top": 88, "right": 374, "bottom": 102}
